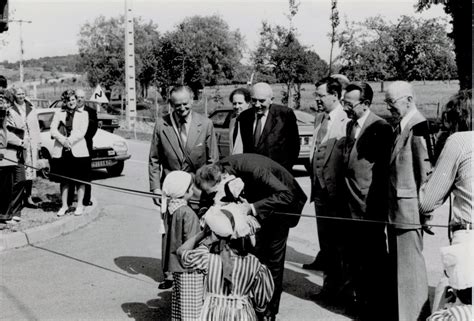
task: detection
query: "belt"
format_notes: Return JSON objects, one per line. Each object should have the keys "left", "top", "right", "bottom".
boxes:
{"left": 451, "top": 223, "right": 472, "bottom": 233}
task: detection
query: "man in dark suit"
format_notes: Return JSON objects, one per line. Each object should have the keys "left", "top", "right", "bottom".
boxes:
{"left": 196, "top": 154, "right": 308, "bottom": 321}
{"left": 303, "top": 77, "right": 350, "bottom": 300}
{"left": 236, "top": 82, "right": 300, "bottom": 171}
{"left": 386, "top": 81, "right": 432, "bottom": 321}
{"left": 149, "top": 85, "right": 219, "bottom": 289}
{"left": 340, "top": 82, "right": 393, "bottom": 318}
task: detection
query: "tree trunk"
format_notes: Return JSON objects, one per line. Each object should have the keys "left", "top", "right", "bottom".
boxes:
{"left": 450, "top": 1, "right": 470, "bottom": 90}
{"left": 287, "top": 82, "right": 293, "bottom": 109}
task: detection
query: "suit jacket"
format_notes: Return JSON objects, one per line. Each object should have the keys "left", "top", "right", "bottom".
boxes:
{"left": 237, "top": 104, "right": 300, "bottom": 171}
{"left": 219, "top": 153, "right": 307, "bottom": 228}
{"left": 149, "top": 111, "right": 219, "bottom": 191}
{"left": 82, "top": 105, "right": 98, "bottom": 152}
{"left": 343, "top": 111, "right": 393, "bottom": 220}
{"left": 388, "top": 109, "right": 432, "bottom": 229}
{"left": 50, "top": 108, "right": 89, "bottom": 158}
{"left": 309, "top": 105, "right": 350, "bottom": 201}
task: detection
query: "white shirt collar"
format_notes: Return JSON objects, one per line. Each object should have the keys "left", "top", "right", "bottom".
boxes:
{"left": 356, "top": 109, "right": 371, "bottom": 128}
{"left": 400, "top": 108, "right": 418, "bottom": 132}
{"left": 327, "top": 103, "right": 343, "bottom": 121}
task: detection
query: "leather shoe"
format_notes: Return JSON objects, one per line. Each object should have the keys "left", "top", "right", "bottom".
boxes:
{"left": 158, "top": 280, "right": 173, "bottom": 290}
{"left": 83, "top": 201, "right": 93, "bottom": 207}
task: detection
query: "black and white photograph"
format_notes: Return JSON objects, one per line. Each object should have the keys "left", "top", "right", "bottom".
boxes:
{"left": 0, "top": 0, "right": 472, "bottom": 320}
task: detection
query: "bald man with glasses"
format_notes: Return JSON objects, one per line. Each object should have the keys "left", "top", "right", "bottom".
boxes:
{"left": 385, "top": 81, "right": 432, "bottom": 321}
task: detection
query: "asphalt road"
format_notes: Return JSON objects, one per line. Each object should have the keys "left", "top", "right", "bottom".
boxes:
{"left": 0, "top": 139, "right": 450, "bottom": 321}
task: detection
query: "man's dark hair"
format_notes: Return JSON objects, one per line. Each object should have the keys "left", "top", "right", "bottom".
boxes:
{"left": 229, "top": 87, "right": 251, "bottom": 103}
{"left": 195, "top": 163, "right": 223, "bottom": 190}
{"left": 0, "top": 75, "right": 7, "bottom": 89}
{"left": 442, "top": 89, "right": 472, "bottom": 132}
{"left": 345, "top": 82, "right": 374, "bottom": 106}
{"left": 315, "top": 77, "right": 342, "bottom": 99}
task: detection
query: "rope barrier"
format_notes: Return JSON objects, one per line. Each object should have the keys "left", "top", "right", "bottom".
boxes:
{"left": 0, "top": 154, "right": 449, "bottom": 229}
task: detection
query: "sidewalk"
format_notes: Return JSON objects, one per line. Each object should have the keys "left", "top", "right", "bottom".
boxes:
{"left": 0, "top": 198, "right": 101, "bottom": 252}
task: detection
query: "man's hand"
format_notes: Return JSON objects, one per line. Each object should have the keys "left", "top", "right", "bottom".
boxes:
{"left": 63, "top": 139, "right": 72, "bottom": 149}
{"left": 421, "top": 214, "right": 435, "bottom": 235}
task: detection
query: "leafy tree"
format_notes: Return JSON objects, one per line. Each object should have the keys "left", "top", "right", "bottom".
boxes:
{"left": 253, "top": 22, "right": 328, "bottom": 108}
{"left": 154, "top": 15, "right": 244, "bottom": 99}
{"left": 77, "top": 15, "right": 160, "bottom": 96}
{"left": 416, "top": 0, "right": 470, "bottom": 90}
{"left": 328, "top": 0, "right": 339, "bottom": 75}
{"left": 338, "top": 15, "right": 456, "bottom": 81}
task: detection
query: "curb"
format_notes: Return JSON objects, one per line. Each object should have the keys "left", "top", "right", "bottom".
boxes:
{"left": 0, "top": 198, "right": 100, "bottom": 253}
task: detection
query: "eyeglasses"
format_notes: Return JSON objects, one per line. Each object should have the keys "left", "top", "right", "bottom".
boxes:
{"left": 341, "top": 100, "right": 362, "bottom": 109}
{"left": 384, "top": 95, "right": 408, "bottom": 106}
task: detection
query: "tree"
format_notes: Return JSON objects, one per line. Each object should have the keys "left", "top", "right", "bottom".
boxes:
{"left": 416, "top": 0, "right": 470, "bottom": 90}
{"left": 154, "top": 15, "right": 244, "bottom": 99}
{"left": 328, "top": 0, "right": 339, "bottom": 75}
{"left": 77, "top": 15, "right": 160, "bottom": 95}
{"left": 253, "top": 22, "right": 327, "bottom": 108}
{"left": 338, "top": 15, "right": 456, "bottom": 81}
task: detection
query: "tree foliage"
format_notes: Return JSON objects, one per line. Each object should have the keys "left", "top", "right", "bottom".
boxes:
{"left": 155, "top": 15, "right": 244, "bottom": 98}
{"left": 77, "top": 15, "right": 160, "bottom": 95}
{"left": 338, "top": 15, "right": 457, "bottom": 82}
{"left": 416, "top": 0, "right": 470, "bottom": 90}
{"left": 253, "top": 22, "right": 327, "bottom": 108}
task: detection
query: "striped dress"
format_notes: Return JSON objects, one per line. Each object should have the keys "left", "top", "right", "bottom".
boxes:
{"left": 181, "top": 244, "right": 274, "bottom": 321}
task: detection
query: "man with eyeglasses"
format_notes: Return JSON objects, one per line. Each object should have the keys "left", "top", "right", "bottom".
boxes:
{"left": 236, "top": 82, "right": 300, "bottom": 171}
{"left": 340, "top": 82, "right": 393, "bottom": 318}
{"left": 385, "top": 81, "right": 432, "bottom": 321}
{"left": 303, "top": 77, "right": 350, "bottom": 302}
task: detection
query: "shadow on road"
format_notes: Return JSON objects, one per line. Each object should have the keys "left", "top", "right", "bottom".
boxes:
{"left": 284, "top": 246, "right": 354, "bottom": 319}
{"left": 122, "top": 291, "right": 171, "bottom": 321}
{"left": 114, "top": 256, "right": 163, "bottom": 283}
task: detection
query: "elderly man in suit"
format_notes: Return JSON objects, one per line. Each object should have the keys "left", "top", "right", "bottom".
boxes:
{"left": 236, "top": 82, "right": 300, "bottom": 171}
{"left": 386, "top": 81, "right": 432, "bottom": 321}
{"left": 341, "top": 82, "right": 393, "bottom": 318}
{"left": 148, "top": 85, "right": 219, "bottom": 289}
{"left": 303, "top": 77, "right": 350, "bottom": 299}
{"left": 196, "top": 154, "right": 307, "bottom": 321}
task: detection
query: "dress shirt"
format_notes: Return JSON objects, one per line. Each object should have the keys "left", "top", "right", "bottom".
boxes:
{"left": 419, "top": 132, "right": 473, "bottom": 225}
{"left": 252, "top": 109, "right": 269, "bottom": 136}
{"left": 170, "top": 112, "right": 192, "bottom": 144}
{"left": 353, "top": 109, "right": 370, "bottom": 139}
{"left": 317, "top": 104, "right": 344, "bottom": 145}
{"left": 400, "top": 107, "right": 418, "bottom": 132}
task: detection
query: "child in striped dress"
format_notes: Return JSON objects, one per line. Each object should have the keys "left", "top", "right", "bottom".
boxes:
{"left": 161, "top": 171, "right": 204, "bottom": 321}
{"left": 177, "top": 204, "right": 274, "bottom": 321}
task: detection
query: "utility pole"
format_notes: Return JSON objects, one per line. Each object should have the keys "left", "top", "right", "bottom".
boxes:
{"left": 124, "top": 0, "right": 136, "bottom": 131}
{"left": 8, "top": 19, "right": 32, "bottom": 84}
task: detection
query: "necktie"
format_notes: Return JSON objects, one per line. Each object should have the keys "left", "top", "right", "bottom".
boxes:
{"left": 180, "top": 119, "right": 187, "bottom": 146}
{"left": 315, "top": 114, "right": 328, "bottom": 146}
{"left": 253, "top": 114, "right": 263, "bottom": 147}
{"left": 349, "top": 120, "right": 358, "bottom": 140}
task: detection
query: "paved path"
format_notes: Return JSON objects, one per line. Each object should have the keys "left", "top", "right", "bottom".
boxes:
{"left": 0, "top": 139, "right": 449, "bottom": 321}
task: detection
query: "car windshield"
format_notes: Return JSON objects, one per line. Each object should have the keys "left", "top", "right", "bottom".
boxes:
{"left": 38, "top": 112, "right": 55, "bottom": 132}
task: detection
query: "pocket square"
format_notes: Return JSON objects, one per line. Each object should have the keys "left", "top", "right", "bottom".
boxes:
{"left": 196, "top": 143, "right": 203, "bottom": 147}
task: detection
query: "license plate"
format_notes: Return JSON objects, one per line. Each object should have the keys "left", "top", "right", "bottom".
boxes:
{"left": 92, "top": 160, "right": 114, "bottom": 168}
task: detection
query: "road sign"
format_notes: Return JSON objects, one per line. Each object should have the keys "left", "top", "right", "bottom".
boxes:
{"left": 89, "top": 85, "right": 109, "bottom": 103}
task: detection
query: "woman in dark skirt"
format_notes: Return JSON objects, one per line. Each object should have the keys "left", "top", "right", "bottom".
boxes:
{"left": 50, "top": 89, "right": 90, "bottom": 216}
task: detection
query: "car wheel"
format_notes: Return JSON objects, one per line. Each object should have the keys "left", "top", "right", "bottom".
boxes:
{"left": 106, "top": 161, "right": 124, "bottom": 176}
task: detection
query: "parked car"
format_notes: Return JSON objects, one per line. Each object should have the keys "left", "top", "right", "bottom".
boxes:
{"left": 209, "top": 108, "right": 315, "bottom": 171}
{"left": 49, "top": 100, "right": 120, "bottom": 133}
{"left": 37, "top": 109, "right": 131, "bottom": 176}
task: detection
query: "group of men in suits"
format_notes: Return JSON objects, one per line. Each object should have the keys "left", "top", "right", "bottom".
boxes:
{"left": 148, "top": 83, "right": 304, "bottom": 321}
{"left": 304, "top": 78, "right": 433, "bottom": 320}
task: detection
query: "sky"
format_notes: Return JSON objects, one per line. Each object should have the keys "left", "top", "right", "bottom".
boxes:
{"left": 0, "top": 0, "right": 449, "bottom": 64}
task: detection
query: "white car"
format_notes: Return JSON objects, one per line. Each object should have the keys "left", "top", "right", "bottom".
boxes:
{"left": 37, "top": 109, "right": 131, "bottom": 176}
